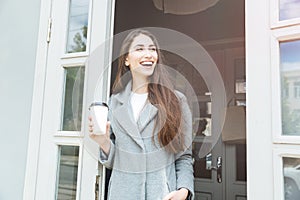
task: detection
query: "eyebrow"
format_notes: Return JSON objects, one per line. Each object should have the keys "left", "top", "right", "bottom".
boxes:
{"left": 133, "top": 44, "right": 156, "bottom": 48}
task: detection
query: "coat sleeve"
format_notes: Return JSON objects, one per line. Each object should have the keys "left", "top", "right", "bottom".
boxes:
{"left": 98, "top": 97, "right": 115, "bottom": 169}
{"left": 175, "top": 93, "right": 195, "bottom": 199}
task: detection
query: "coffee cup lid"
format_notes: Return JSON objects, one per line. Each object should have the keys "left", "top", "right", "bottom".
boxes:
{"left": 89, "top": 102, "right": 109, "bottom": 109}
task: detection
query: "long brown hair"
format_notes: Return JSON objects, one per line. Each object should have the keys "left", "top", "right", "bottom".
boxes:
{"left": 112, "top": 29, "right": 184, "bottom": 153}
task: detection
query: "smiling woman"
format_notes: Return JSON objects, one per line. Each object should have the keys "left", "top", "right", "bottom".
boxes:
{"left": 125, "top": 34, "right": 158, "bottom": 89}
{"left": 88, "top": 29, "right": 194, "bottom": 200}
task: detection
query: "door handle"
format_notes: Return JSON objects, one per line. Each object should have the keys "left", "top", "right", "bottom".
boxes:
{"left": 206, "top": 155, "right": 222, "bottom": 183}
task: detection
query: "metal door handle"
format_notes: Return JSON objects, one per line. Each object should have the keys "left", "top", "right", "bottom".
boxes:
{"left": 206, "top": 156, "right": 222, "bottom": 183}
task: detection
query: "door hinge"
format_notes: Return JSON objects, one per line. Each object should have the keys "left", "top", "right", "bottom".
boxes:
{"left": 46, "top": 18, "right": 52, "bottom": 43}
{"left": 95, "top": 175, "right": 101, "bottom": 200}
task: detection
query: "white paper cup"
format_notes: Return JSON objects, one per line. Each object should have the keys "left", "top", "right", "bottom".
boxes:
{"left": 89, "top": 102, "right": 109, "bottom": 135}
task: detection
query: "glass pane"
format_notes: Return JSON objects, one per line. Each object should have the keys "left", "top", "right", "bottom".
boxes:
{"left": 56, "top": 146, "right": 79, "bottom": 200}
{"left": 195, "top": 117, "right": 212, "bottom": 137}
{"left": 62, "top": 66, "right": 85, "bottom": 131}
{"left": 235, "top": 58, "right": 246, "bottom": 94}
{"left": 66, "top": 0, "right": 90, "bottom": 53}
{"left": 280, "top": 0, "right": 300, "bottom": 21}
{"left": 236, "top": 144, "right": 247, "bottom": 181}
{"left": 192, "top": 142, "right": 212, "bottom": 179}
{"left": 280, "top": 40, "right": 300, "bottom": 136}
{"left": 283, "top": 157, "right": 300, "bottom": 200}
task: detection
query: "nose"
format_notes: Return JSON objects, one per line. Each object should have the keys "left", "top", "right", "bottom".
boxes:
{"left": 143, "top": 49, "right": 153, "bottom": 58}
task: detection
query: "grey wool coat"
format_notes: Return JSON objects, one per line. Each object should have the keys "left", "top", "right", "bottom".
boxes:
{"left": 99, "top": 82, "right": 194, "bottom": 200}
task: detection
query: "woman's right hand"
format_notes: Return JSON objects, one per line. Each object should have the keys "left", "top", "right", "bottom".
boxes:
{"left": 88, "top": 116, "right": 111, "bottom": 154}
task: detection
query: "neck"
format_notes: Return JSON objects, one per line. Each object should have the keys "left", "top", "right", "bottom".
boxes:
{"left": 132, "top": 76, "right": 148, "bottom": 94}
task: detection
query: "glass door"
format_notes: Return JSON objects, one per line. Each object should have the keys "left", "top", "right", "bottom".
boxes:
{"left": 31, "top": 0, "right": 115, "bottom": 199}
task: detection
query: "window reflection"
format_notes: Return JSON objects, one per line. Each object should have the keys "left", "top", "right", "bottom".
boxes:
{"left": 66, "top": 0, "right": 90, "bottom": 53}
{"left": 62, "top": 66, "right": 85, "bottom": 131}
{"left": 280, "top": 40, "right": 300, "bottom": 135}
{"left": 294, "top": 82, "right": 300, "bottom": 99}
{"left": 283, "top": 157, "right": 300, "bottom": 200}
{"left": 280, "top": 0, "right": 300, "bottom": 21}
{"left": 56, "top": 146, "right": 79, "bottom": 200}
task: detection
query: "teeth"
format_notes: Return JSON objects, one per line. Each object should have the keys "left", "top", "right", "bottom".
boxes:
{"left": 141, "top": 61, "right": 153, "bottom": 66}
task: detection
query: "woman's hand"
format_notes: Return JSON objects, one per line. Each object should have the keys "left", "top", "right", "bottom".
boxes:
{"left": 88, "top": 116, "right": 111, "bottom": 154}
{"left": 162, "top": 188, "right": 189, "bottom": 200}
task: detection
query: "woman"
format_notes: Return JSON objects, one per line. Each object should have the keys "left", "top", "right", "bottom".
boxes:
{"left": 89, "top": 29, "right": 194, "bottom": 200}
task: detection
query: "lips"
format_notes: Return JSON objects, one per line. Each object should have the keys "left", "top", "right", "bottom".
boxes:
{"left": 140, "top": 61, "right": 154, "bottom": 66}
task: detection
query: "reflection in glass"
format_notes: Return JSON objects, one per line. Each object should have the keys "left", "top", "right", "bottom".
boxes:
{"left": 283, "top": 157, "right": 300, "bottom": 200}
{"left": 192, "top": 142, "right": 212, "bottom": 179}
{"left": 66, "top": 0, "right": 90, "bottom": 53}
{"left": 195, "top": 117, "right": 211, "bottom": 136}
{"left": 235, "top": 58, "right": 246, "bottom": 94}
{"left": 236, "top": 144, "right": 247, "bottom": 181}
{"left": 56, "top": 146, "right": 79, "bottom": 200}
{"left": 62, "top": 67, "right": 85, "bottom": 131}
{"left": 280, "top": 0, "right": 300, "bottom": 21}
{"left": 280, "top": 40, "right": 300, "bottom": 135}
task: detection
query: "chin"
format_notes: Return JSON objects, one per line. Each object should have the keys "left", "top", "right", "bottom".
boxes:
{"left": 144, "top": 70, "right": 155, "bottom": 77}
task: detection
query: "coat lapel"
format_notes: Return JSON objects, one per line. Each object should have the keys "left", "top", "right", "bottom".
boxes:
{"left": 112, "top": 82, "right": 145, "bottom": 149}
{"left": 137, "top": 103, "right": 158, "bottom": 134}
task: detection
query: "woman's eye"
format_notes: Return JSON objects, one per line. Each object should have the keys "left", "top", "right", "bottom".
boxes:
{"left": 136, "top": 48, "right": 144, "bottom": 51}
{"left": 150, "top": 47, "right": 157, "bottom": 51}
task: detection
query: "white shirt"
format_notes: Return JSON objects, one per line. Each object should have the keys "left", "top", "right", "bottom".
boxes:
{"left": 130, "top": 92, "right": 148, "bottom": 122}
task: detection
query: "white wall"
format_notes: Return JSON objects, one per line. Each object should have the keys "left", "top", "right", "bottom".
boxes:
{"left": 0, "top": 0, "right": 41, "bottom": 199}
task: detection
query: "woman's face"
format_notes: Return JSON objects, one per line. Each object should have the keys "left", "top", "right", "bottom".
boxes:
{"left": 126, "top": 34, "right": 158, "bottom": 79}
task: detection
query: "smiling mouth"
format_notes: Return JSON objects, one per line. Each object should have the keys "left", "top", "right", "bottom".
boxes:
{"left": 140, "top": 61, "right": 154, "bottom": 67}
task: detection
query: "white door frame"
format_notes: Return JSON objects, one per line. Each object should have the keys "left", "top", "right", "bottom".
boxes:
{"left": 23, "top": 0, "right": 52, "bottom": 198}
{"left": 23, "top": 0, "right": 116, "bottom": 199}
{"left": 246, "top": 0, "right": 274, "bottom": 198}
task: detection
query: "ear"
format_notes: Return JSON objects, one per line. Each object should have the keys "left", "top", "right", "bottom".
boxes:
{"left": 125, "top": 58, "right": 129, "bottom": 66}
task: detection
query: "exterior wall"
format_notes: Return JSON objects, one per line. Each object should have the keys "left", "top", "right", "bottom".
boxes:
{"left": 0, "top": 0, "right": 41, "bottom": 199}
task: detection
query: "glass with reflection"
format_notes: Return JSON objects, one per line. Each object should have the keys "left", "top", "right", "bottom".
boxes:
{"left": 62, "top": 66, "right": 85, "bottom": 131}
{"left": 66, "top": 0, "right": 90, "bottom": 53}
{"left": 280, "top": 40, "right": 300, "bottom": 136}
{"left": 283, "top": 157, "right": 300, "bottom": 200}
{"left": 280, "top": 0, "right": 300, "bottom": 21}
{"left": 56, "top": 146, "right": 80, "bottom": 200}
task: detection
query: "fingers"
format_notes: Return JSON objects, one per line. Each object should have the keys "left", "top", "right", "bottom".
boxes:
{"left": 88, "top": 116, "right": 94, "bottom": 133}
{"left": 162, "top": 192, "right": 173, "bottom": 200}
{"left": 106, "top": 121, "right": 111, "bottom": 134}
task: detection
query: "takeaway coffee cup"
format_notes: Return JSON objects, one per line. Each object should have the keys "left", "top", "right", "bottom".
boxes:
{"left": 89, "top": 102, "right": 109, "bottom": 135}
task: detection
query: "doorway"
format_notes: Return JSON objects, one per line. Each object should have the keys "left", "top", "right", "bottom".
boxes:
{"left": 108, "top": 0, "right": 246, "bottom": 199}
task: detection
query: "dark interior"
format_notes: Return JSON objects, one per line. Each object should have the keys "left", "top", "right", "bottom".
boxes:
{"left": 106, "top": 0, "right": 246, "bottom": 199}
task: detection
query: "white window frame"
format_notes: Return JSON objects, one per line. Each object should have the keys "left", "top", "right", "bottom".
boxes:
{"left": 269, "top": 1, "right": 300, "bottom": 200}
{"left": 273, "top": 146, "right": 300, "bottom": 200}
{"left": 270, "top": 25, "right": 300, "bottom": 144}
{"left": 270, "top": 0, "right": 300, "bottom": 28}
{"left": 53, "top": 139, "right": 84, "bottom": 200}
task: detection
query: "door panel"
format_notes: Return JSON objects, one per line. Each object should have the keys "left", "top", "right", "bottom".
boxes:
{"left": 193, "top": 138, "right": 223, "bottom": 199}
{"left": 32, "top": 0, "right": 114, "bottom": 199}
{"left": 195, "top": 192, "right": 212, "bottom": 200}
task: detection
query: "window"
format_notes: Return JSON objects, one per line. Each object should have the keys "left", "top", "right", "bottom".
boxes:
{"left": 294, "top": 81, "right": 300, "bottom": 99}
